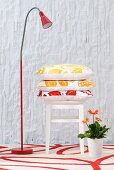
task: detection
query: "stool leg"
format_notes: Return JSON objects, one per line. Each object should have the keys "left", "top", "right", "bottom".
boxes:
{"left": 46, "top": 104, "right": 51, "bottom": 154}
{"left": 79, "top": 104, "right": 84, "bottom": 154}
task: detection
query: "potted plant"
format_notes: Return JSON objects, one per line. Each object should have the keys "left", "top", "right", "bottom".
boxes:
{"left": 78, "top": 109, "right": 110, "bottom": 158}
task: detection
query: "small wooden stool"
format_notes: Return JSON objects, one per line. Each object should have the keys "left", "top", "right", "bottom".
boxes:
{"left": 45, "top": 100, "right": 85, "bottom": 154}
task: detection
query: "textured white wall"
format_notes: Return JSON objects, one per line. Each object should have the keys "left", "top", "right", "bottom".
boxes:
{"left": 0, "top": 0, "right": 114, "bottom": 144}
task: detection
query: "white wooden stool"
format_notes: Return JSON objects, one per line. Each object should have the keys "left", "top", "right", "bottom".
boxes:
{"left": 45, "top": 100, "right": 85, "bottom": 154}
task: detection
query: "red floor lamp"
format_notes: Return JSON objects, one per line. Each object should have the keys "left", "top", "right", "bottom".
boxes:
{"left": 11, "top": 7, "right": 52, "bottom": 154}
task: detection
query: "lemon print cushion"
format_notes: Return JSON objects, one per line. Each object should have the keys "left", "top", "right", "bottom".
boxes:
{"left": 37, "top": 80, "right": 95, "bottom": 91}
{"left": 36, "top": 64, "right": 93, "bottom": 80}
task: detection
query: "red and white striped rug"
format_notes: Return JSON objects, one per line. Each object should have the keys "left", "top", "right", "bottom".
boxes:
{"left": 0, "top": 144, "right": 114, "bottom": 170}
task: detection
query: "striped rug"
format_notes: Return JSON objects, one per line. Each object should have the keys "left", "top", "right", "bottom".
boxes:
{"left": 0, "top": 144, "right": 113, "bottom": 170}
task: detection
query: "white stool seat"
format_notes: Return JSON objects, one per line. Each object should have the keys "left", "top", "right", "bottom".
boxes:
{"left": 44, "top": 100, "right": 85, "bottom": 154}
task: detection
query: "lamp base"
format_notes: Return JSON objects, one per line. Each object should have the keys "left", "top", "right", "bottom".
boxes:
{"left": 11, "top": 148, "right": 33, "bottom": 154}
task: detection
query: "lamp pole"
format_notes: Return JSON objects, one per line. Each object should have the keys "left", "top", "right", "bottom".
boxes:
{"left": 11, "top": 7, "right": 52, "bottom": 154}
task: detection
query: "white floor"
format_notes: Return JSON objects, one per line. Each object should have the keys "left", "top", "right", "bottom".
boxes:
{"left": 0, "top": 144, "right": 113, "bottom": 170}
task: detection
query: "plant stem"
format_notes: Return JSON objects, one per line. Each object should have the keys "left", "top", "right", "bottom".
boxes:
{"left": 93, "top": 115, "right": 94, "bottom": 123}
{"left": 86, "top": 123, "right": 89, "bottom": 127}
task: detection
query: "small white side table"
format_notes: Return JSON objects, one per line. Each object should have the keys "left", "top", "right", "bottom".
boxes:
{"left": 44, "top": 100, "right": 85, "bottom": 154}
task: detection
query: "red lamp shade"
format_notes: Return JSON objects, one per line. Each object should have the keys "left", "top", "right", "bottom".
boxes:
{"left": 39, "top": 11, "right": 52, "bottom": 29}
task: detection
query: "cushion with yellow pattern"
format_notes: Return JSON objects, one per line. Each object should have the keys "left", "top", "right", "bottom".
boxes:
{"left": 35, "top": 64, "right": 93, "bottom": 80}
{"left": 37, "top": 80, "right": 95, "bottom": 91}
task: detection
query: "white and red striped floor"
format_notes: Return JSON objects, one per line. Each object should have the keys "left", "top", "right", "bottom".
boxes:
{"left": 0, "top": 144, "right": 113, "bottom": 170}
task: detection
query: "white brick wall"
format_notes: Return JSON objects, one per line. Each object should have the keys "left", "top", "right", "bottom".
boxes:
{"left": 0, "top": 0, "right": 114, "bottom": 144}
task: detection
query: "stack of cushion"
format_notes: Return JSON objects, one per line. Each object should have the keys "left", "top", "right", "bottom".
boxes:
{"left": 36, "top": 64, "right": 94, "bottom": 101}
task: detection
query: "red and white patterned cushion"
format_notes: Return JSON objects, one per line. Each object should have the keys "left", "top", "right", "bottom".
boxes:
{"left": 38, "top": 90, "right": 93, "bottom": 97}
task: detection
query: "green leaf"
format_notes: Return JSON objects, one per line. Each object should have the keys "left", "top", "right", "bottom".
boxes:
{"left": 78, "top": 122, "right": 110, "bottom": 139}
{"left": 78, "top": 134, "right": 85, "bottom": 139}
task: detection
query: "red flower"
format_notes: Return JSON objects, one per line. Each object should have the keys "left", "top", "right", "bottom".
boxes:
{"left": 66, "top": 90, "right": 76, "bottom": 96}
{"left": 38, "top": 90, "right": 42, "bottom": 96}
{"left": 48, "top": 91, "right": 61, "bottom": 96}
{"left": 95, "top": 117, "right": 102, "bottom": 122}
{"left": 88, "top": 109, "right": 99, "bottom": 115}
{"left": 82, "top": 117, "right": 90, "bottom": 124}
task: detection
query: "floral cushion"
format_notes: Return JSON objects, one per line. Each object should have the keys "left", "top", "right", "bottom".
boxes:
{"left": 35, "top": 64, "right": 93, "bottom": 80}
{"left": 38, "top": 90, "right": 93, "bottom": 97}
